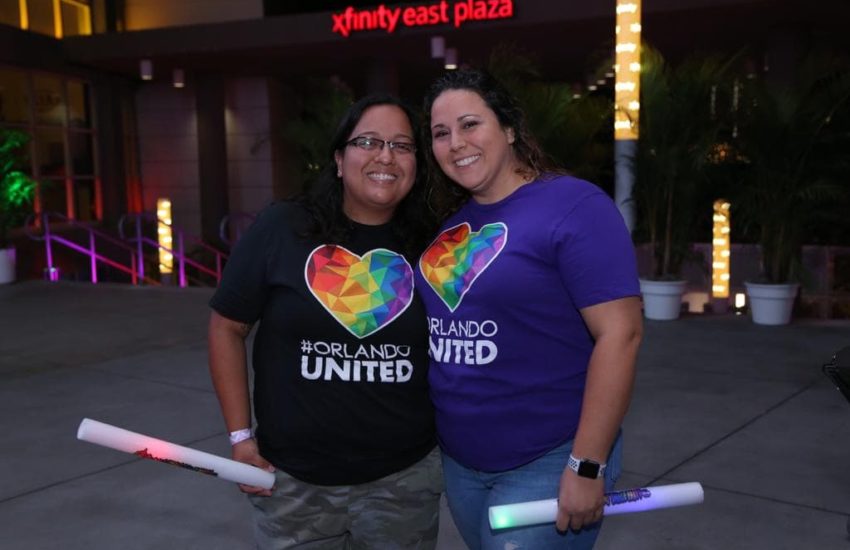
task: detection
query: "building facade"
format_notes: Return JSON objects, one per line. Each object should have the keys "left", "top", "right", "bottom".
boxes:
{"left": 1, "top": 0, "right": 846, "bottom": 279}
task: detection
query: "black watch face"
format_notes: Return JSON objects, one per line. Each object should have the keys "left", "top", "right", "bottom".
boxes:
{"left": 577, "top": 460, "right": 601, "bottom": 478}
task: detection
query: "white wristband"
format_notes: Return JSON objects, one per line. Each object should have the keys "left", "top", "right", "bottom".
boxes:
{"left": 228, "top": 428, "right": 253, "bottom": 446}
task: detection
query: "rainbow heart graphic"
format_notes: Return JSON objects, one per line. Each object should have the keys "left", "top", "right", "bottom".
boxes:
{"left": 305, "top": 245, "right": 414, "bottom": 339}
{"left": 419, "top": 222, "right": 507, "bottom": 311}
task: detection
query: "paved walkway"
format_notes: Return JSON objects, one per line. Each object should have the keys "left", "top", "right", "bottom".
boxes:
{"left": 1, "top": 281, "right": 848, "bottom": 549}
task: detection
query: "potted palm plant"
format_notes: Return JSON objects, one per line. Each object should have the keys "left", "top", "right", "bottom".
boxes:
{"left": 0, "top": 129, "right": 37, "bottom": 284}
{"left": 735, "top": 53, "right": 850, "bottom": 325}
{"left": 633, "top": 47, "right": 733, "bottom": 320}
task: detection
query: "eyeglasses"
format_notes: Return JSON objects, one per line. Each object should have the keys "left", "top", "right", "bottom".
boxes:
{"left": 346, "top": 136, "right": 416, "bottom": 155}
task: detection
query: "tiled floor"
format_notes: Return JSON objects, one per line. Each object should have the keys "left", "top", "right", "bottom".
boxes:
{"left": 1, "top": 281, "right": 848, "bottom": 549}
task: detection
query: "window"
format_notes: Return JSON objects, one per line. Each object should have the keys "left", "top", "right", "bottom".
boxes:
{"left": 0, "top": 66, "right": 100, "bottom": 222}
{"left": 72, "top": 178, "right": 95, "bottom": 221}
{"left": 69, "top": 132, "right": 93, "bottom": 175}
{"left": 9, "top": 0, "right": 92, "bottom": 37}
{"left": 33, "top": 74, "right": 66, "bottom": 126}
{"left": 0, "top": 0, "right": 20, "bottom": 28}
{"left": 60, "top": 0, "right": 92, "bottom": 36}
{"left": 67, "top": 79, "right": 92, "bottom": 127}
{"left": 27, "top": 0, "right": 56, "bottom": 36}
{"left": 0, "top": 70, "right": 30, "bottom": 124}
{"left": 34, "top": 127, "right": 65, "bottom": 176}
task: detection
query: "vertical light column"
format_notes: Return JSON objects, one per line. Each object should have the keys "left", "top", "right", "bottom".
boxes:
{"left": 19, "top": 0, "right": 29, "bottom": 29}
{"left": 52, "top": 0, "right": 62, "bottom": 38}
{"left": 614, "top": 0, "right": 641, "bottom": 232}
{"left": 156, "top": 198, "right": 173, "bottom": 275}
{"left": 712, "top": 199, "right": 731, "bottom": 299}
{"left": 615, "top": 0, "right": 641, "bottom": 141}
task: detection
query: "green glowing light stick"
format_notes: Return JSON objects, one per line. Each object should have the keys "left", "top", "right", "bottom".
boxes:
{"left": 489, "top": 482, "right": 704, "bottom": 530}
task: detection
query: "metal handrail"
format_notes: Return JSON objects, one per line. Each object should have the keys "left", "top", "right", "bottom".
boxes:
{"left": 118, "top": 212, "right": 228, "bottom": 288}
{"left": 24, "top": 212, "right": 159, "bottom": 285}
{"left": 24, "top": 211, "right": 228, "bottom": 287}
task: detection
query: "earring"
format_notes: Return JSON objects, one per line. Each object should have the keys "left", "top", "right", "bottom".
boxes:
{"left": 337, "top": 168, "right": 342, "bottom": 177}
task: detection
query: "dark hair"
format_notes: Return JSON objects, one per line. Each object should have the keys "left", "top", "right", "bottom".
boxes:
{"left": 422, "top": 68, "right": 558, "bottom": 215}
{"left": 299, "top": 94, "right": 437, "bottom": 259}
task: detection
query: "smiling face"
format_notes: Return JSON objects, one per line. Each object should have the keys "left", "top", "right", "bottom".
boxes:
{"left": 334, "top": 104, "right": 417, "bottom": 225}
{"left": 430, "top": 89, "right": 525, "bottom": 204}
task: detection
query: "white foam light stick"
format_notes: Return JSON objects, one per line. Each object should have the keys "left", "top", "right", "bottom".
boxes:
{"left": 489, "top": 482, "right": 704, "bottom": 530}
{"left": 77, "top": 418, "right": 275, "bottom": 489}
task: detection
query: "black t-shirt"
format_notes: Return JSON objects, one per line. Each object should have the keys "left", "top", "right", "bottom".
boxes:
{"left": 210, "top": 201, "right": 436, "bottom": 485}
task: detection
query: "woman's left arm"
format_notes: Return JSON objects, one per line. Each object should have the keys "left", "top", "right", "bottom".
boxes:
{"left": 555, "top": 295, "right": 643, "bottom": 532}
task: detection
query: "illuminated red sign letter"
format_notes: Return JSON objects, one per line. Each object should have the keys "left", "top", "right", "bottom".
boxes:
{"left": 331, "top": 0, "right": 513, "bottom": 37}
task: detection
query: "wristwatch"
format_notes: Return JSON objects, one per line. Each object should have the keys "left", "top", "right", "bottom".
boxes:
{"left": 567, "top": 453, "right": 606, "bottom": 479}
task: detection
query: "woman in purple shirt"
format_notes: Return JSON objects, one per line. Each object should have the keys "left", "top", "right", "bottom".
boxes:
{"left": 416, "top": 68, "right": 643, "bottom": 549}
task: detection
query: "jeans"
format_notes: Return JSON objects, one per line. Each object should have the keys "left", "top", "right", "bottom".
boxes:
{"left": 441, "top": 432, "right": 623, "bottom": 550}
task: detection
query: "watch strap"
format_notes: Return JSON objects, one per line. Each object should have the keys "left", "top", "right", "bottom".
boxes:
{"left": 567, "top": 453, "right": 607, "bottom": 479}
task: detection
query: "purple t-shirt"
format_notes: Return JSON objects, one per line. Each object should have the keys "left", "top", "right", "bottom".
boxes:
{"left": 415, "top": 175, "right": 639, "bottom": 471}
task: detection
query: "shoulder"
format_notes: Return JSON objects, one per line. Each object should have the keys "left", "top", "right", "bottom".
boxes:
{"left": 260, "top": 200, "right": 307, "bottom": 220}
{"left": 536, "top": 173, "right": 608, "bottom": 204}
{"left": 515, "top": 174, "right": 613, "bottom": 223}
{"left": 254, "top": 200, "right": 312, "bottom": 232}
{"left": 231, "top": 201, "right": 314, "bottom": 254}
{"left": 538, "top": 176, "right": 627, "bottom": 240}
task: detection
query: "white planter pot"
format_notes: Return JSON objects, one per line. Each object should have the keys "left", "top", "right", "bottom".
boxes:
{"left": 0, "top": 247, "right": 15, "bottom": 284}
{"left": 639, "top": 279, "right": 687, "bottom": 321}
{"left": 745, "top": 282, "right": 799, "bottom": 326}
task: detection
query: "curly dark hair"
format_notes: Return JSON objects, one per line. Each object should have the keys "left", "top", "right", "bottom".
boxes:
{"left": 298, "top": 94, "right": 437, "bottom": 260}
{"left": 422, "top": 68, "right": 559, "bottom": 216}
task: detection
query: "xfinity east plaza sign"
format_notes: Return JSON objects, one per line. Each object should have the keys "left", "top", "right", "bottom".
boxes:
{"left": 332, "top": 0, "right": 514, "bottom": 37}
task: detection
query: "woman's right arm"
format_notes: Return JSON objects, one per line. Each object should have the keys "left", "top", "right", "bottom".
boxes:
{"left": 208, "top": 310, "right": 274, "bottom": 496}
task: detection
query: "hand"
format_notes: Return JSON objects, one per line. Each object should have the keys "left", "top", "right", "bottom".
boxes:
{"left": 232, "top": 438, "right": 275, "bottom": 496}
{"left": 556, "top": 467, "right": 604, "bottom": 532}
